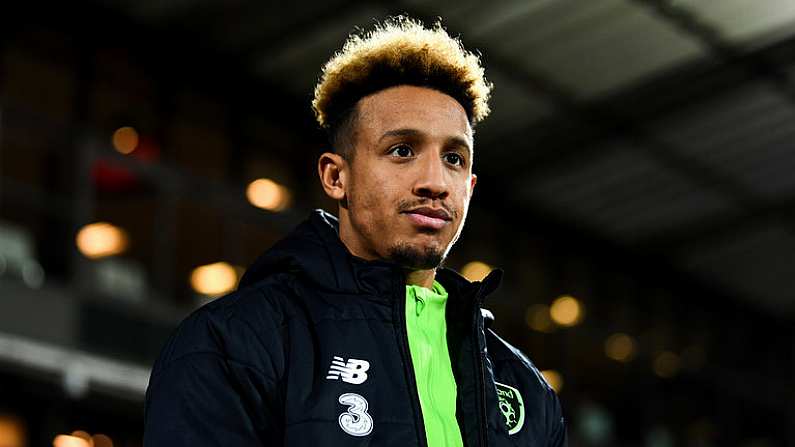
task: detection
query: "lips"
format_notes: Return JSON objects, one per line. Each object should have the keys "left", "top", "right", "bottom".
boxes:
{"left": 407, "top": 206, "right": 451, "bottom": 220}
{"left": 403, "top": 206, "right": 452, "bottom": 230}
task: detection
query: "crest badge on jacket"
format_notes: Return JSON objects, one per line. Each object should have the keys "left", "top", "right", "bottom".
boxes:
{"left": 496, "top": 381, "right": 525, "bottom": 435}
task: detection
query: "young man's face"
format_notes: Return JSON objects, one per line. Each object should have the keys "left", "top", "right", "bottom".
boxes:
{"left": 337, "top": 85, "right": 477, "bottom": 270}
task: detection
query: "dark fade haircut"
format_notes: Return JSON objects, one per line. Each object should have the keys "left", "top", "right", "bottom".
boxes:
{"left": 311, "top": 15, "right": 493, "bottom": 159}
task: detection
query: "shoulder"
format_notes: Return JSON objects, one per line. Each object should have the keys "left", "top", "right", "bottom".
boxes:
{"left": 485, "top": 326, "right": 567, "bottom": 443}
{"left": 149, "top": 272, "right": 297, "bottom": 380}
{"left": 485, "top": 326, "right": 556, "bottom": 394}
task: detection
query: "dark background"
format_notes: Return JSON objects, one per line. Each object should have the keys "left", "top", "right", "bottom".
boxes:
{"left": 0, "top": 1, "right": 793, "bottom": 446}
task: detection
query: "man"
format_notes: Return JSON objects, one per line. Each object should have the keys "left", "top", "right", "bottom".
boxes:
{"left": 144, "top": 16, "right": 566, "bottom": 446}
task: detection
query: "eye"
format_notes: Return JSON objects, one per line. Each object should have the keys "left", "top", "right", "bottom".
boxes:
{"left": 443, "top": 152, "right": 465, "bottom": 167}
{"left": 389, "top": 144, "right": 414, "bottom": 158}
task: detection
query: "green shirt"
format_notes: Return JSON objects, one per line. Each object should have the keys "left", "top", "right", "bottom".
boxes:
{"left": 405, "top": 280, "right": 464, "bottom": 447}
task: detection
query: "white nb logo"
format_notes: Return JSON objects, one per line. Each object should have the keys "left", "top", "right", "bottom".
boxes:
{"left": 326, "top": 356, "right": 370, "bottom": 385}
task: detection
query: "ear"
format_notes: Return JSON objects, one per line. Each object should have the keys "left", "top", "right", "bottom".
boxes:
{"left": 318, "top": 151, "right": 348, "bottom": 201}
{"left": 469, "top": 173, "right": 477, "bottom": 199}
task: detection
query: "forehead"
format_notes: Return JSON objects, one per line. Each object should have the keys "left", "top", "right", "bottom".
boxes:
{"left": 356, "top": 85, "right": 472, "bottom": 141}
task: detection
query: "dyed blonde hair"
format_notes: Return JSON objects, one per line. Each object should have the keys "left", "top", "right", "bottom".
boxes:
{"left": 312, "top": 15, "right": 493, "bottom": 154}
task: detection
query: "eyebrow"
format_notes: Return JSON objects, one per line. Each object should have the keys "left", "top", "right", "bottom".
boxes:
{"left": 378, "top": 128, "right": 472, "bottom": 154}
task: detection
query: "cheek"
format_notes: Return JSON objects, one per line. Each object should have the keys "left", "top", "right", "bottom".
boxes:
{"left": 452, "top": 180, "right": 473, "bottom": 210}
{"left": 348, "top": 172, "right": 394, "bottom": 229}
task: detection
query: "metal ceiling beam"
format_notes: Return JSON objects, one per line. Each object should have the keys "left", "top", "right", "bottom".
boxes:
{"left": 230, "top": 0, "right": 364, "bottom": 63}
{"left": 624, "top": 0, "right": 795, "bottom": 249}
{"left": 633, "top": 0, "right": 795, "bottom": 90}
{"left": 458, "top": 0, "right": 795, "bottom": 254}
{"left": 637, "top": 192, "right": 795, "bottom": 253}
{"left": 489, "top": 24, "right": 795, "bottom": 174}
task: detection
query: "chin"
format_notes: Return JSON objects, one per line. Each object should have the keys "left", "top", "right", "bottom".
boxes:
{"left": 387, "top": 240, "right": 447, "bottom": 270}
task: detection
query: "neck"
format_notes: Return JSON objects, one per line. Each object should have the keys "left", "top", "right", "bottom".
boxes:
{"left": 338, "top": 211, "right": 438, "bottom": 289}
{"left": 405, "top": 268, "right": 436, "bottom": 289}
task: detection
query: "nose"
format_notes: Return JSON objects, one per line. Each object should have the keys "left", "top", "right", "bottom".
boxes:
{"left": 412, "top": 153, "right": 449, "bottom": 200}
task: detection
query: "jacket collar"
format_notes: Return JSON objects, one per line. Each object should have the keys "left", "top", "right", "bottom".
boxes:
{"left": 240, "top": 209, "right": 502, "bottom": 301}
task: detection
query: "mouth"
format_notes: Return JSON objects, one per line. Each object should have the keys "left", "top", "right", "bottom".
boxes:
{"left": 402, "top": 206, "right": 452, "bottom": 230}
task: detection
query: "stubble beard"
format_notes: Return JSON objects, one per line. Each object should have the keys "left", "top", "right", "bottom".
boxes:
{"left": 346, "top": 181, "right": 467, "bottom": 271}
{"left": 387, "top": 241, "right": 447, "bottom": 270}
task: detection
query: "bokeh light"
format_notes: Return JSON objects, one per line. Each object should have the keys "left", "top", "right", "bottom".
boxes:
{"left": 653, "top": 351, "right": 681, "bottom": 378}
{"left": 525, "top": 304, "right": 555, "bottom": 333}
{"left": 541, "top": 369, "right": 563, "bottom": 393}
{"left": 112, "top": 126, "right": 139, "bottom": 154}
{"left": 76, "top": 222, "right": 129, "bottom": 259}
{"left": 246, "top": 178, "right": 290, "bottom": 212}
{"left": 549, "top": 295, "right": 583, "bottom": 327}
{"left": 52, "top": 434, "right": 91, "bottom": 447}
{"left": 460, "top": 261, "right": 491, "bottom": 282}
{"left": 190, "top": 261, "right": 239, "bottom": 297}
{"left": 52, "top": 430, "right": 113, "bottom": 447}
{"left": 605, "top": 333, "right": 637, "bottom": 362}
{"left": 92, "top": 434, "right": 114, "bottom": 447}
{"left": 0, "top": 414, "right": 26, "bottom": 447}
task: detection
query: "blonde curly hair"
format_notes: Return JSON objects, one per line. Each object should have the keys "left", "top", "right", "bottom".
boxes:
{"left": 312, "top": 15, "right": 493, "bottom": 155}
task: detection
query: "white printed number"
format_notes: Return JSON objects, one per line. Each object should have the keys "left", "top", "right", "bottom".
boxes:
{"left": 337, "top": 393, "right": 373, "bottom": 437}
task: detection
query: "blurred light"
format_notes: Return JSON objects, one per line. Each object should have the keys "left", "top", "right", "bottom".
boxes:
{"left": 53, "top": 435, "right": 90, "bottom": 447}
{"left": 92, "top": 434, "right": 114, "bottom": 447}
{"left": 646, "top": 425, "right": 675, "bottom": 447}
{"left": 92, "top": 258, "right": 146, "bottom": 303}
{"left": 549, "top": 295, "right": 583, "bottom": 327}
{"left": 76, "top": 222, "right": 129, "bottom": 259}
{"left": 653, "top": 351, "right": 681, "bottom": 378}
{"left": 246, "top": 178, "right": 290, "bottom": 212}
{"left": 541, "top": 369, "right": 563, "bottom": 393}
{"left": 190, "top": 261, "right": 239, "bottom": 297}
{"left": 604, "top": 333, "right": 637, "bottom": 362}
{"left": 0, "top": 414, "right": 26, "bottom": 447}
{"left": 112, "top": 126, "right": 139, "bottom": 154}
{"left": 525, "top": 304, "right": 555, "bottom": 333}
{"left": 460, "top": 261, "right": 491, "bottom": 282}
{"left": 63, "top": 362, "right": 90, "bottom": 398}
{"left": 575, "top": 401, "right": 614, "bottom": 444}
{"left": 21, "top": 259, "right": 45, "bottom": 288}
{"left": 0, "top": 332, "right": 150, "bottom": 397}
{"left": 70, "top": 431, "right": 91, "bottom": 442}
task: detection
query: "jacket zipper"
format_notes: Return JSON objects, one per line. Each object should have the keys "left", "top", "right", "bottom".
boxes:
{"left": 395, "top": 282, "right": 429, "bottom": 447}
{"left": 472, "top": 295, "right": 489, "bottom": 447}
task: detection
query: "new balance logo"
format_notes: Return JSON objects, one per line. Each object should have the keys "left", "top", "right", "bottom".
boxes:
{"left": 326, "top": 356, "right": 370, "bottom": 384}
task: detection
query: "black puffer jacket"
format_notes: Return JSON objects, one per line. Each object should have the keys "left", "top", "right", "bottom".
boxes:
{"left": 143, "top": 209, "right": 567, "bottom": 446}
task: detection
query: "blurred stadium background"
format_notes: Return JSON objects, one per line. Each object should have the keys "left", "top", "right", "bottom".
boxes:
{"left": 0, "top": 0, "right": 794, "bottom": 446}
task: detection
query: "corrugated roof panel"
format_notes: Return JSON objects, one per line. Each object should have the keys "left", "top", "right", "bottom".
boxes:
{"left": 402, "top": 0, "right": 480, "bottom": 22}
{"left": 255, "top": 6, "right": 387, "bottom": 94}
{"left": 97, "top": 0, "right": 202, "bottom": 22}
{"left": 678, "top": 0, "right": 795, "bottom": 49}
{"left": 475, "top": 69, "right": 555, "bottom": 139}
{"left": 467, "top": 0, "right": 707, "bottom": 98}
{"left": 449, "top": 0, "right": 564, "bottom": 40}
{"left": 521, "top": 144, "right": 736, "bottom": 242}
{"left": 652, "top": 83, "right": 795, "bottom": 197}
{"left": 208, "top": 2, "right": 354, "bottom": 51}
{"left": 682, "top": 225, "right": 795, "bottom": 315}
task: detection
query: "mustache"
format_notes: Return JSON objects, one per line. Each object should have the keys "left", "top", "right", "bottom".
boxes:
{"left": 397, "top": 199, "right": 458, "bottom": 219}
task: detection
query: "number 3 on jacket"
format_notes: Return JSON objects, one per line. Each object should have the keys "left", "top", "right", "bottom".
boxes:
{"left": 338, "top": 392, "right": 374, "bottom": 437}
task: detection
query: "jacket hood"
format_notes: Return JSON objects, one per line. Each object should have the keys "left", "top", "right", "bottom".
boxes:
{"left": 238, "top": 209, "right": 502, "bottom": 300}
